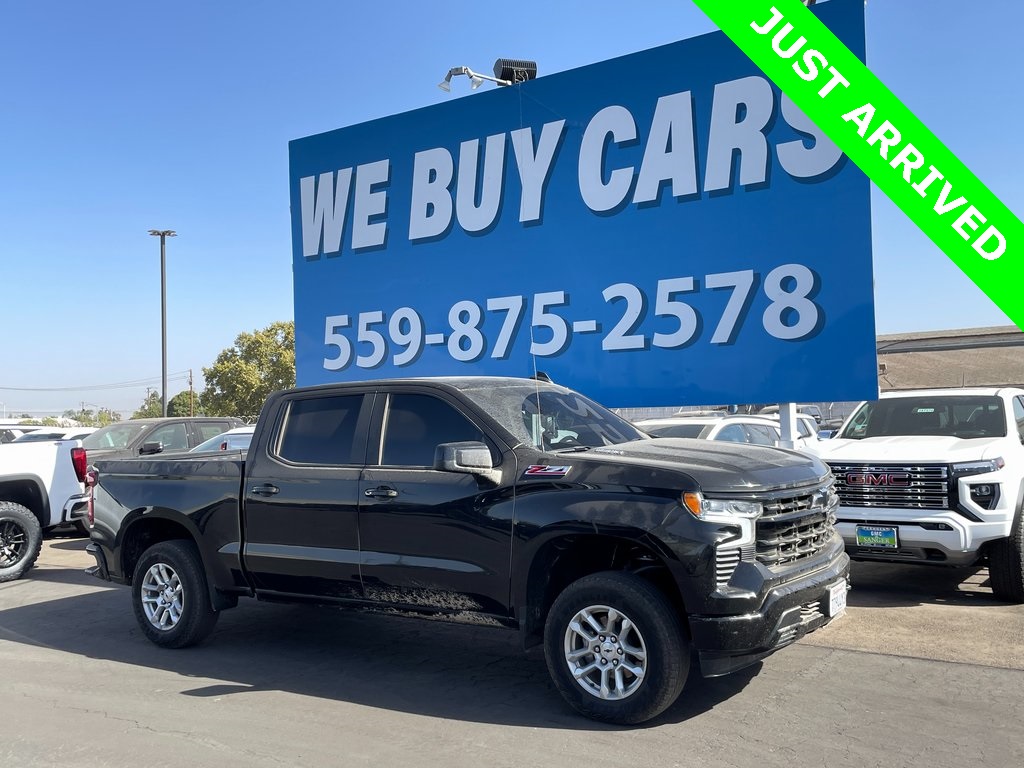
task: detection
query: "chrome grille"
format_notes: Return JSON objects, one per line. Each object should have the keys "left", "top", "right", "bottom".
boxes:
{"left": 827, "top": 463, "right": 950, "bottom": 510}
{"left": 755, "top": 489, "right": 836, "bottom": 568}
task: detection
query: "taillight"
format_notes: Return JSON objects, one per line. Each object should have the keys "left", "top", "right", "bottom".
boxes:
{"left": 71, "top": 447, "right": 88, "bottom": 484}
{"left": 86, "top": 469, "right": 97, "bottom": 525}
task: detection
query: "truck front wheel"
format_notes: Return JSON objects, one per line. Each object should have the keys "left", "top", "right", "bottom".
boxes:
{"left": 990, "top": 512, "right": 1024, "bottom": 603}
{"left": 543, "top": 571, "right": 689, "bottom": 724}
{"left": 132, "top": 540, "right": 219, "bottom": 647}
{"left": 0, "top": 501, "right": 42, "bottom": 583}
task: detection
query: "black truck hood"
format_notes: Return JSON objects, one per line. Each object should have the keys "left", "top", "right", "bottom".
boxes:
{"left": 575, "top": 438, "right": 828, "bottom": 494}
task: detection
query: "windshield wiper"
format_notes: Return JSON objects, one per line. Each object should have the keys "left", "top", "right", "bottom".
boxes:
{"left": 552, "top": 445, "right": 593, "bottom": 453}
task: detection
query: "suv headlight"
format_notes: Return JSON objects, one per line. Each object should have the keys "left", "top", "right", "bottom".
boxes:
{"left": 683, "top": 492, "right": 762, "bottom": 520}
{"left": 952, "top": 457, "right": 1005, "bottom": 478}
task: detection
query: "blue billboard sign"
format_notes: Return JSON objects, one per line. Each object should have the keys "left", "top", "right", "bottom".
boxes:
{"left": 289, "top": 0, "right": 876, "bottom": 406}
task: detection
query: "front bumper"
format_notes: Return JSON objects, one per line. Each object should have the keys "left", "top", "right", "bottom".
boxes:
{"left": 689, "top": 548, "right": 851, "bottom": 677}
{"left": 837, "top": 506, "right": 1012, "bottom": 566}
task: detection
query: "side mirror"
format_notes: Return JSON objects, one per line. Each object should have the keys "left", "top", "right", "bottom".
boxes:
{"left": 434, "top": 441, "right": 501, "bottom": 484}
{"left": 139, "top": 441, "right": 164, "bottom": 455}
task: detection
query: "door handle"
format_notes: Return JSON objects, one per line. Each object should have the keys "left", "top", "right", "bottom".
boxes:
{"left": 364, "top": 486, "right": 399, "bottom": 499}
{"left": 250, "top": 484, "right": 280, "bottom": 496}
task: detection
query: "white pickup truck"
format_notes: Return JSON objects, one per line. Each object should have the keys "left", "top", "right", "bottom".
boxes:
{"left": 0, "top": 439, "right": 90, "bottom": 582}
{"left": 818, "top": 388, "right": 1024, "bottom": 602}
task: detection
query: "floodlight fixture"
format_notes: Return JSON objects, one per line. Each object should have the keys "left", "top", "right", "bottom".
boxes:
{"left": 493, "top": 58, "right": 538, "bottom": 84}
{"left": 439, "top": 60, "right": 537, "bottom": 93}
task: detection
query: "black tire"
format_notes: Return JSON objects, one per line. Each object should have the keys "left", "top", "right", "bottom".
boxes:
{"left": 0, "top": 501, "right": 43, "bottom": 583}
{"left": 72, "top": 520, "right": 90, "bottom": 537}
{"left": 990, "top": 511, "right": 1024, "bottom": 603}
{"left": 131, "top": 540, "right": 219, "bottom": 648}
{"left": 543, "top": 571, "right": 689, "bottom": 724}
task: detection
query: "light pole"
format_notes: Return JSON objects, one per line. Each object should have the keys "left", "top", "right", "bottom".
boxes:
{"left": 148, "top": 229, "right": 177, "bottom": 417}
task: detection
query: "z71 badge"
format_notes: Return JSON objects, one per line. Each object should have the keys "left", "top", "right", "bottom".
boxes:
{"left": 523, "top": 465, "right": 571, "bottom": 478}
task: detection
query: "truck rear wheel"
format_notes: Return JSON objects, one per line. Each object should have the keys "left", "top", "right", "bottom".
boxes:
{"left": 0, "top": 501, "right": 43, "bottom": 583}
{"left": 543, "top": 571, "right": 688, "bottom": 724}
{"left": 132, "top": 540, "right": 219, "bottom": 647}
{"left": 990, "top": 512, "right": 1024, "bottom": 603}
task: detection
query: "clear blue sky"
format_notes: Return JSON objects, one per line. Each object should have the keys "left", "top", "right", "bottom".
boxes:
{"left": 1, "top": 0, "right": 1019, "bottom": 417}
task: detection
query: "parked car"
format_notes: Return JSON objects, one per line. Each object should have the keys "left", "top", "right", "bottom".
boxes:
{"left": 80, "top": 417, "right": 245, "bottom": 461}
{"left": 818, "top": 387, "right": 1024, "bottom": 602}
{"left": 763, "top": 413, "right": 822, "bottom": 453}
{"left": 637, "top": 413, "right": 783, "bottom": 445}
{"left": 759, "top": 404, "right": 824, "bottom": 425}
{"left": 86, "top": 376, "right": 849, "bottom": 724}
{"left": 638, "top": 413, "right": 821, "bottom": 455}
{"left": 0, "top": 426, "right": 47, "bottom": 444}
{"left": 10, "top": 427, "right": 96, "bottom": 442}
{"left": 189, "top": 426, "right": 255, "bottom": 453}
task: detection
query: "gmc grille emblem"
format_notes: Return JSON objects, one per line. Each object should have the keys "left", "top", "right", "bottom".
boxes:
{"left": 846, "top": 472, "right": 912, "bottom": 487}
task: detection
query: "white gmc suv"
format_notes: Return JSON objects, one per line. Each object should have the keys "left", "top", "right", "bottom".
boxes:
{"left": 818, "top": 388, "right": 1024, "bottom": 603}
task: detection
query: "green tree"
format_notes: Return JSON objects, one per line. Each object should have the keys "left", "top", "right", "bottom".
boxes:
{"left": 96, "top": 408, "right": 121, "bottom": 426}
{"left": 131, "top": 391, "right": 163, "bottom": 419}
{"left": 201, "top": 321, "right": 295, "bottom": 420}
{"left": 131, "top": 390, "right": 197, "bottom": 418}
{"left": 62, "top": 408, "right": 121, "bottom": 427}
{"left": 168, "top": 390, "right": 201, "bottom": 417}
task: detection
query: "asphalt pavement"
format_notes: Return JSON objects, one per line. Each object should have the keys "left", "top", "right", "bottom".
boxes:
{"left": 1, "top": 537, "right": 1021, "bottom": 768}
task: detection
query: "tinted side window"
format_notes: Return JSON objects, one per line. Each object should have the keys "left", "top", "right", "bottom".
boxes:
{"left": 197, "top": 423, "right": 230, "bottom": 441}
{"left": 277, "top": 395, "right": 364, "bottom": 465}
{"left": 745, "top": 424, "right": 779, "bottom": 446}
{"left": 714, "top": 424, "right": 748, "bottom": 443}
{"left": 1015, "top": 397, "right": 1024, "bottom": 440}
{"left": 149, "top": 423, "right": 189, "bottom": 452}
{"left": 382, "top": 394, "right": 485, "bottom": 467}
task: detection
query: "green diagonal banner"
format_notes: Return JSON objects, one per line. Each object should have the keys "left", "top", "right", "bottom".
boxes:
{"left": 692, "top": 0, "right": 1023, "bottom": 329}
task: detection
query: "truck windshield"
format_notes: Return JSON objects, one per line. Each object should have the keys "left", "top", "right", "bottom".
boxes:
{"left": 840, "top": 396, "right": 1007, "bottom": 440}
{"left": 82, "top": 423, "right": 148, "bottom": 450}
{"left": 459, "top": 382, "right": 646, "bottom": 451}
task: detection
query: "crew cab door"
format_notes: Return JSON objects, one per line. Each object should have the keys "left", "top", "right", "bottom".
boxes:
{"left": 358, "top": 388, "right": 516, "bottom": 618}
{"left": 242, "top": 391, "right": 372, "bottom": 599}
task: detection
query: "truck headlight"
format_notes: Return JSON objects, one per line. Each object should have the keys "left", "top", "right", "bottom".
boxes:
{"left": 682, "top": 492, "right": 762, "bottom": 520}
{"left": 952, "top": 457, "right": 1005, "bottom": 478}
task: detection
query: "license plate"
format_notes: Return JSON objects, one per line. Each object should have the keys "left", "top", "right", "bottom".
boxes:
{"left": 856, "top": 525, "right": 899, "bottom": 548}
{"left": 828, "top": 581, "right": 847, "bottom": 617}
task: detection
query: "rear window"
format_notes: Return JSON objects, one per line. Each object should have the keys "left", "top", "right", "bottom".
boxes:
{"left": 196, "top": 422, "right": 232, "bottom": 442}
{"left": 840, "top": 396, "right": 1007, "bottom": 439}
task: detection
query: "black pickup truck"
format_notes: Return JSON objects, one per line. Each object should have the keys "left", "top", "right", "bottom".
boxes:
{"left": 85, "top": 376, "right": 849, "bottom": 724}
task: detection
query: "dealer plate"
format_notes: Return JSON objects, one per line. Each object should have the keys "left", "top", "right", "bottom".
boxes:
{"left": 828, "top": 581, "right": 847, "bottom": 618}
{"left": 855, "top": 525, "right": 898, "bottom": 548}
